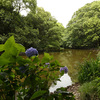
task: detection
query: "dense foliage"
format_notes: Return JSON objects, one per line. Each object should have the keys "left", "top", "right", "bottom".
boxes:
{"left": 1, "top": 0, "right": 100, "bottom": 50}
{"left": 0, "top": 0, "right": 65, "bottom": 51}
{"left": 0, "top": 0, "right": 37, "bottom": 35}
{"left": 79, "top": 77, "right": 100, "bottom": 100}
{"left": 78, "top": 51, "right": 100, "bottom": 99}
{"left": 64, "top": 1, "right": 100, "bottom": 48}
{"left": 78, "top": 58, "right": 100, "bottom": 84}
{"left": 18, "top": 7, "right": 65, "bottom": 51}
{"left": 0, "top": 36, "right": 75, "bottom": 100}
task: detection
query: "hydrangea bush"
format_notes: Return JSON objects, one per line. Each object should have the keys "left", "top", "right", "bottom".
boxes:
{"left": 0, "top": 36, "right": 75, "bottom": 100}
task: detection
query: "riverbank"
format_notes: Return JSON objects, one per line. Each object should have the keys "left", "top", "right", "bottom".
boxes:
{"left": 67, "top": 82, "right": 80, "bottom": 100}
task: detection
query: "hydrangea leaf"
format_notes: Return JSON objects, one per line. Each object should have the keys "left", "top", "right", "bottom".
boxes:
{"left": 0, "top": 56, "right": 10, "bottom": 66}
{"left": 41, "top": 53, "right": 53, "bottom": 63}
{"left": 16, "top": 56, "right": 31, "bottom": 65}
{"left": 15, "top": 43, "right": 25, "bottom": 53}
{"left": 30, "top": 90, "right": 46, "bottom": 100}
{"left": 32, "top": 56, "right": 40, "bottom": 64}
{"left": 0, "top": 44, "right": 4, "bottom": 51}
{"left": 4, "top": 36, "right": 15, "bottom": 51}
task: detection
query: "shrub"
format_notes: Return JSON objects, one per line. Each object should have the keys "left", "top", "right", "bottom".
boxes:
{"left": 0, "top": 36, "right": 75, "bottom": 100}
{"left": 79, "top": 77, "right": 100, "bottom": 100}
{"left": 78, "top": 51, "right": 100, "bottom": 100}
{"left": 78, "top": 58, "right": 100, "bottom": 84}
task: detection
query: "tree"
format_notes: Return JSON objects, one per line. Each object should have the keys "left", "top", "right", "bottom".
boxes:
{"left": 0, "top": 0, "right": 37, "bottom": 43}
{"left": 26, "top": 7, "right": 65, "bottom": 51}
{"left": 0, "top": 1, "right": 65, "bottom": 51}
{"left": 64, "top": 1, "right": 100, "bottom": 48}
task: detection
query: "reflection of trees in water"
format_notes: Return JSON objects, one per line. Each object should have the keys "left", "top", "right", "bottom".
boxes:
{"left": 49, "top": 49, "right": 98, "bottom": 67}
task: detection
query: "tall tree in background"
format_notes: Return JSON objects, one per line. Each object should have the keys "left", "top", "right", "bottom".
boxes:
{"left": 0, "top": 0, "right": 37, "bottom": 43}
{"left": 64, "top": 1, "right": 100, "bottom": 48}
{"left": 0, "top": 0, "right": 65, "bottom": 51}
{"left": 25, "top": 7, "right": 65, "bottom": 51}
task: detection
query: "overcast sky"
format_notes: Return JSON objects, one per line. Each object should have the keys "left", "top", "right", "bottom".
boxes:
{"left": 37, "top": 0, "right": 95, "bottom": 27}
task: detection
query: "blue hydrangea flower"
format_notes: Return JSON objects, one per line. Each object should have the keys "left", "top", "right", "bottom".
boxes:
{"left": 25, "top": 47, "right": 38, "bottom": 57}
{"left": 60, "top": 66, "right": 68, "bottom": 74}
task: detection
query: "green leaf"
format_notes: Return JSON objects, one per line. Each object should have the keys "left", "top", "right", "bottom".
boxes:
{"left": 4, "top": 36, "right": 15, "bottom": 51}
{"left": 16, "top": 56, "right": 31, "bottom": 65}
{"left": 10, "top": 72, "right": 15, "bottom": 78}
{"left": 7, "top": 46, "right": 18, "bottom": 57}
{"left": 32, "top": 56, "right": 40, "bottom": 64}
{"left": 44, "top": 53, "right": 53, "bottom": 59}
{"left": 60, "top": 70, "right": 64, "bottom": 76}
{"left": 0, "top": 44, "right": 4, "bottom": 51}
{"left": 30, "top": 90, "right": 46, "bottom": 100}
{"left": 15, "top": 43, "right": 25, "bottom": 53}
{"left": 0, "top": 47, "right": 17, "bottom": 63}
{"left": 0, "top": 56, "right": 10, "bottom": 66}
{"left": 42, "top": 53, "right": 53, "bottom": 63}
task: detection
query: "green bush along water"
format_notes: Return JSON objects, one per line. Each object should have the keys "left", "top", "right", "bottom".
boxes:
{"left": 78, "top": 51, "right": 100, "bottom": 100}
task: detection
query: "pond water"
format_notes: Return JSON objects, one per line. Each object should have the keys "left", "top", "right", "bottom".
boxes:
{"left": 39, "top": 49, "right": 99, "bottom": 92}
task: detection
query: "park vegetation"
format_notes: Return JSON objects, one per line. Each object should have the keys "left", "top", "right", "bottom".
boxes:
{"left": 0, "top": 36, "right": 75, "bottom": 100}
{"left": 0, "top": 0, "right": 100, "bottom": 99}
{"left": 0, "top": 0, "right": 100, "bottom": 51}
{"left": 78, "top": 51, "right": 100, "bottom": 100}
{"left": 0, "top": 0, "right": 65, "bottom": 51}
{"left": 64, "top": 1, "right": 100, "bottom": 49}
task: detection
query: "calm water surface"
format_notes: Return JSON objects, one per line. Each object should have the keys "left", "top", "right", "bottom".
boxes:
{"left": 39, "top": 49, "right": 99, "bottom": 82}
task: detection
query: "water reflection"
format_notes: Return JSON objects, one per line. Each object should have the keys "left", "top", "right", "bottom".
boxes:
{"left": 49, "top": 73, "right": 72, "bottom": 93}
{"left": 48, "top": 49, "right": 98, "bottom": 67}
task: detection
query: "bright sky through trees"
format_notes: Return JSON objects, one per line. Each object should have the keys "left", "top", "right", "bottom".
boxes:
{"left": 37, "top": 0, "right": 95, "bottom": 27}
